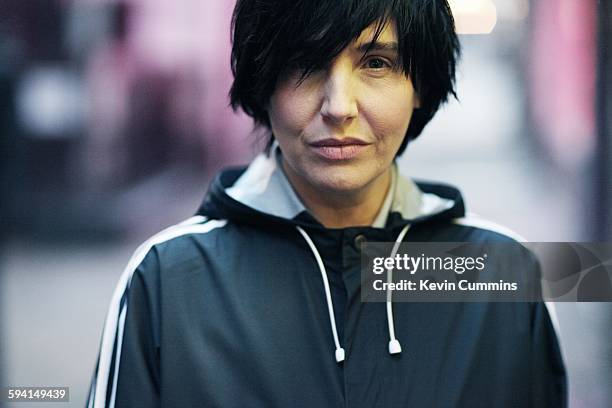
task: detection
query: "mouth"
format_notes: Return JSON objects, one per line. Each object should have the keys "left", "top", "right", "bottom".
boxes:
{"left": 308, "top": 137, "right": 371, "bottom": 161}
{"left": 309, "top": 137, "right": 370, "bottom": 147}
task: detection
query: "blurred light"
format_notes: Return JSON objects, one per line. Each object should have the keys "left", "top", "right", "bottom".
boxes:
{"left": 16, "top": 67, "right": 87, "bottom": 138}
{"left": 494, "top": 0, "right": 530, "bottom": 22}
{"left": 449, "top": 0, "right": 498, "bottom": 34}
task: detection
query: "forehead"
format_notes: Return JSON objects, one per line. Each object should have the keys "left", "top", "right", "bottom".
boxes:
{"left": 353, "top": 20, "right": 398, "bottom": 46}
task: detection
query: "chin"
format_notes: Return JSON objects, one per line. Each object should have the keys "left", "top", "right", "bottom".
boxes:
{"left": 312, "top": 171, "right": 371, "bottom": 194}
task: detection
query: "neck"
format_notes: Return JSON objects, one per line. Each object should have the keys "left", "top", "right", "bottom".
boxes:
{"left": 282, "top": 160, "right": 392, "bottom": 228}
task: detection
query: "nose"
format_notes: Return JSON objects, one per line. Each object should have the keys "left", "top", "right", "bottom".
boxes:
{"left": 320, "top": 59, "right": 358, "bottom": 125}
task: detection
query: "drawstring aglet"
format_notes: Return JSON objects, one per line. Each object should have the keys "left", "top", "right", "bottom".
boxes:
{"left": 335, "top": 347, "right": 345, "bottom": 362}
{"left": 388, "top": 339, "right": 402, "bottom": 355}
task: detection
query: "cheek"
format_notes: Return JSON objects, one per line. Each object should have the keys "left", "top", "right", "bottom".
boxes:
{"left": 363, "top": 83, "right": 415, "bottom": 146}
{"left": 269, "top": 85, "right": 320, "bottom": 135}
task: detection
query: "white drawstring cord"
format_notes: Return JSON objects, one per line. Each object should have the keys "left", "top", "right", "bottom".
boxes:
{"left": 296, "top": 223, "right": 410, "bottom": 362}
{"left": 296, "top": 226, "right": 346, "bottom": 363}
{"left": 386, "top": 224, "right": 411, "bottom": 355}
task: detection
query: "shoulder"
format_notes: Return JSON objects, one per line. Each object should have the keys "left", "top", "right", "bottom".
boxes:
{"left": 122, "top": 216, "right": 230, "bottom": 285}
{"left": 450, "top": 213, "right": 562, "bottom": 336}
{"left": 450, "top": 212, "right": 526, "bottom": 243}
{"left": 148, "top": 216, "right": 230, "bottom": 260}
{"left": 449, "top": 212, "right": 535, "bottom": 268}
{"left": 448, "top": 213, "right": 538, "bottom": 269}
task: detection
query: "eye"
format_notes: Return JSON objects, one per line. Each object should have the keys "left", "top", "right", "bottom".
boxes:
{"left": 364, "top": 57, "right": 390, "bottom": 70}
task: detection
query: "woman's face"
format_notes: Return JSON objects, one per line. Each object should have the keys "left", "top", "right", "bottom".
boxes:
{"left": 268, "top": 20, "right": 419, "bottom": 196}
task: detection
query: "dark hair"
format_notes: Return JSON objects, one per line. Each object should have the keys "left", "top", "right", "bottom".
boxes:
{"left": 229, "top": 0, "right": 460, "bottom": 155}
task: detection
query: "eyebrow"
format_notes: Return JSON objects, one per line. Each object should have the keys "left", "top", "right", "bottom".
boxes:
{"left": 355, "top": 41, "right": 399, "bottom": 53}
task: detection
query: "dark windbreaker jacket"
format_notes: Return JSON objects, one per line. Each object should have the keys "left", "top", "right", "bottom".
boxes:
{"left": 87, "top": 148, "right": 567, "bottom": 408}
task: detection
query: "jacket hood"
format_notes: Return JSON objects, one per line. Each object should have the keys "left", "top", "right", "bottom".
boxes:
{"left": 197, "top": 147, "right": 466, "bottom": 229}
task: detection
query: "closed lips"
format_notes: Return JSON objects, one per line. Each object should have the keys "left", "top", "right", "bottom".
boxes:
{"left": 308, "top": 138, "right": 371, "bottom": 160}
{"left": 309, "top": 138, "right": 370, "bottom": 147}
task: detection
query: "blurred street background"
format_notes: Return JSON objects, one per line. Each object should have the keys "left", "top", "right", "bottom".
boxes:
{"left": 1, "top": 0, "right": 611, "bottom": 406}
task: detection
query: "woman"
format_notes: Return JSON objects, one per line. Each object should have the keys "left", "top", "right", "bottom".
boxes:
{"left": 88, "top": 1, "right": 566, "bottom": 407}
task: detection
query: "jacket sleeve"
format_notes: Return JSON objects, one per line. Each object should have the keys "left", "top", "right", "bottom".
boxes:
{"left": 86, "top": 249, "right": 161, "bottom": 408}
{"left": 531, "top": 302, "right": 567, "bottom": 408}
